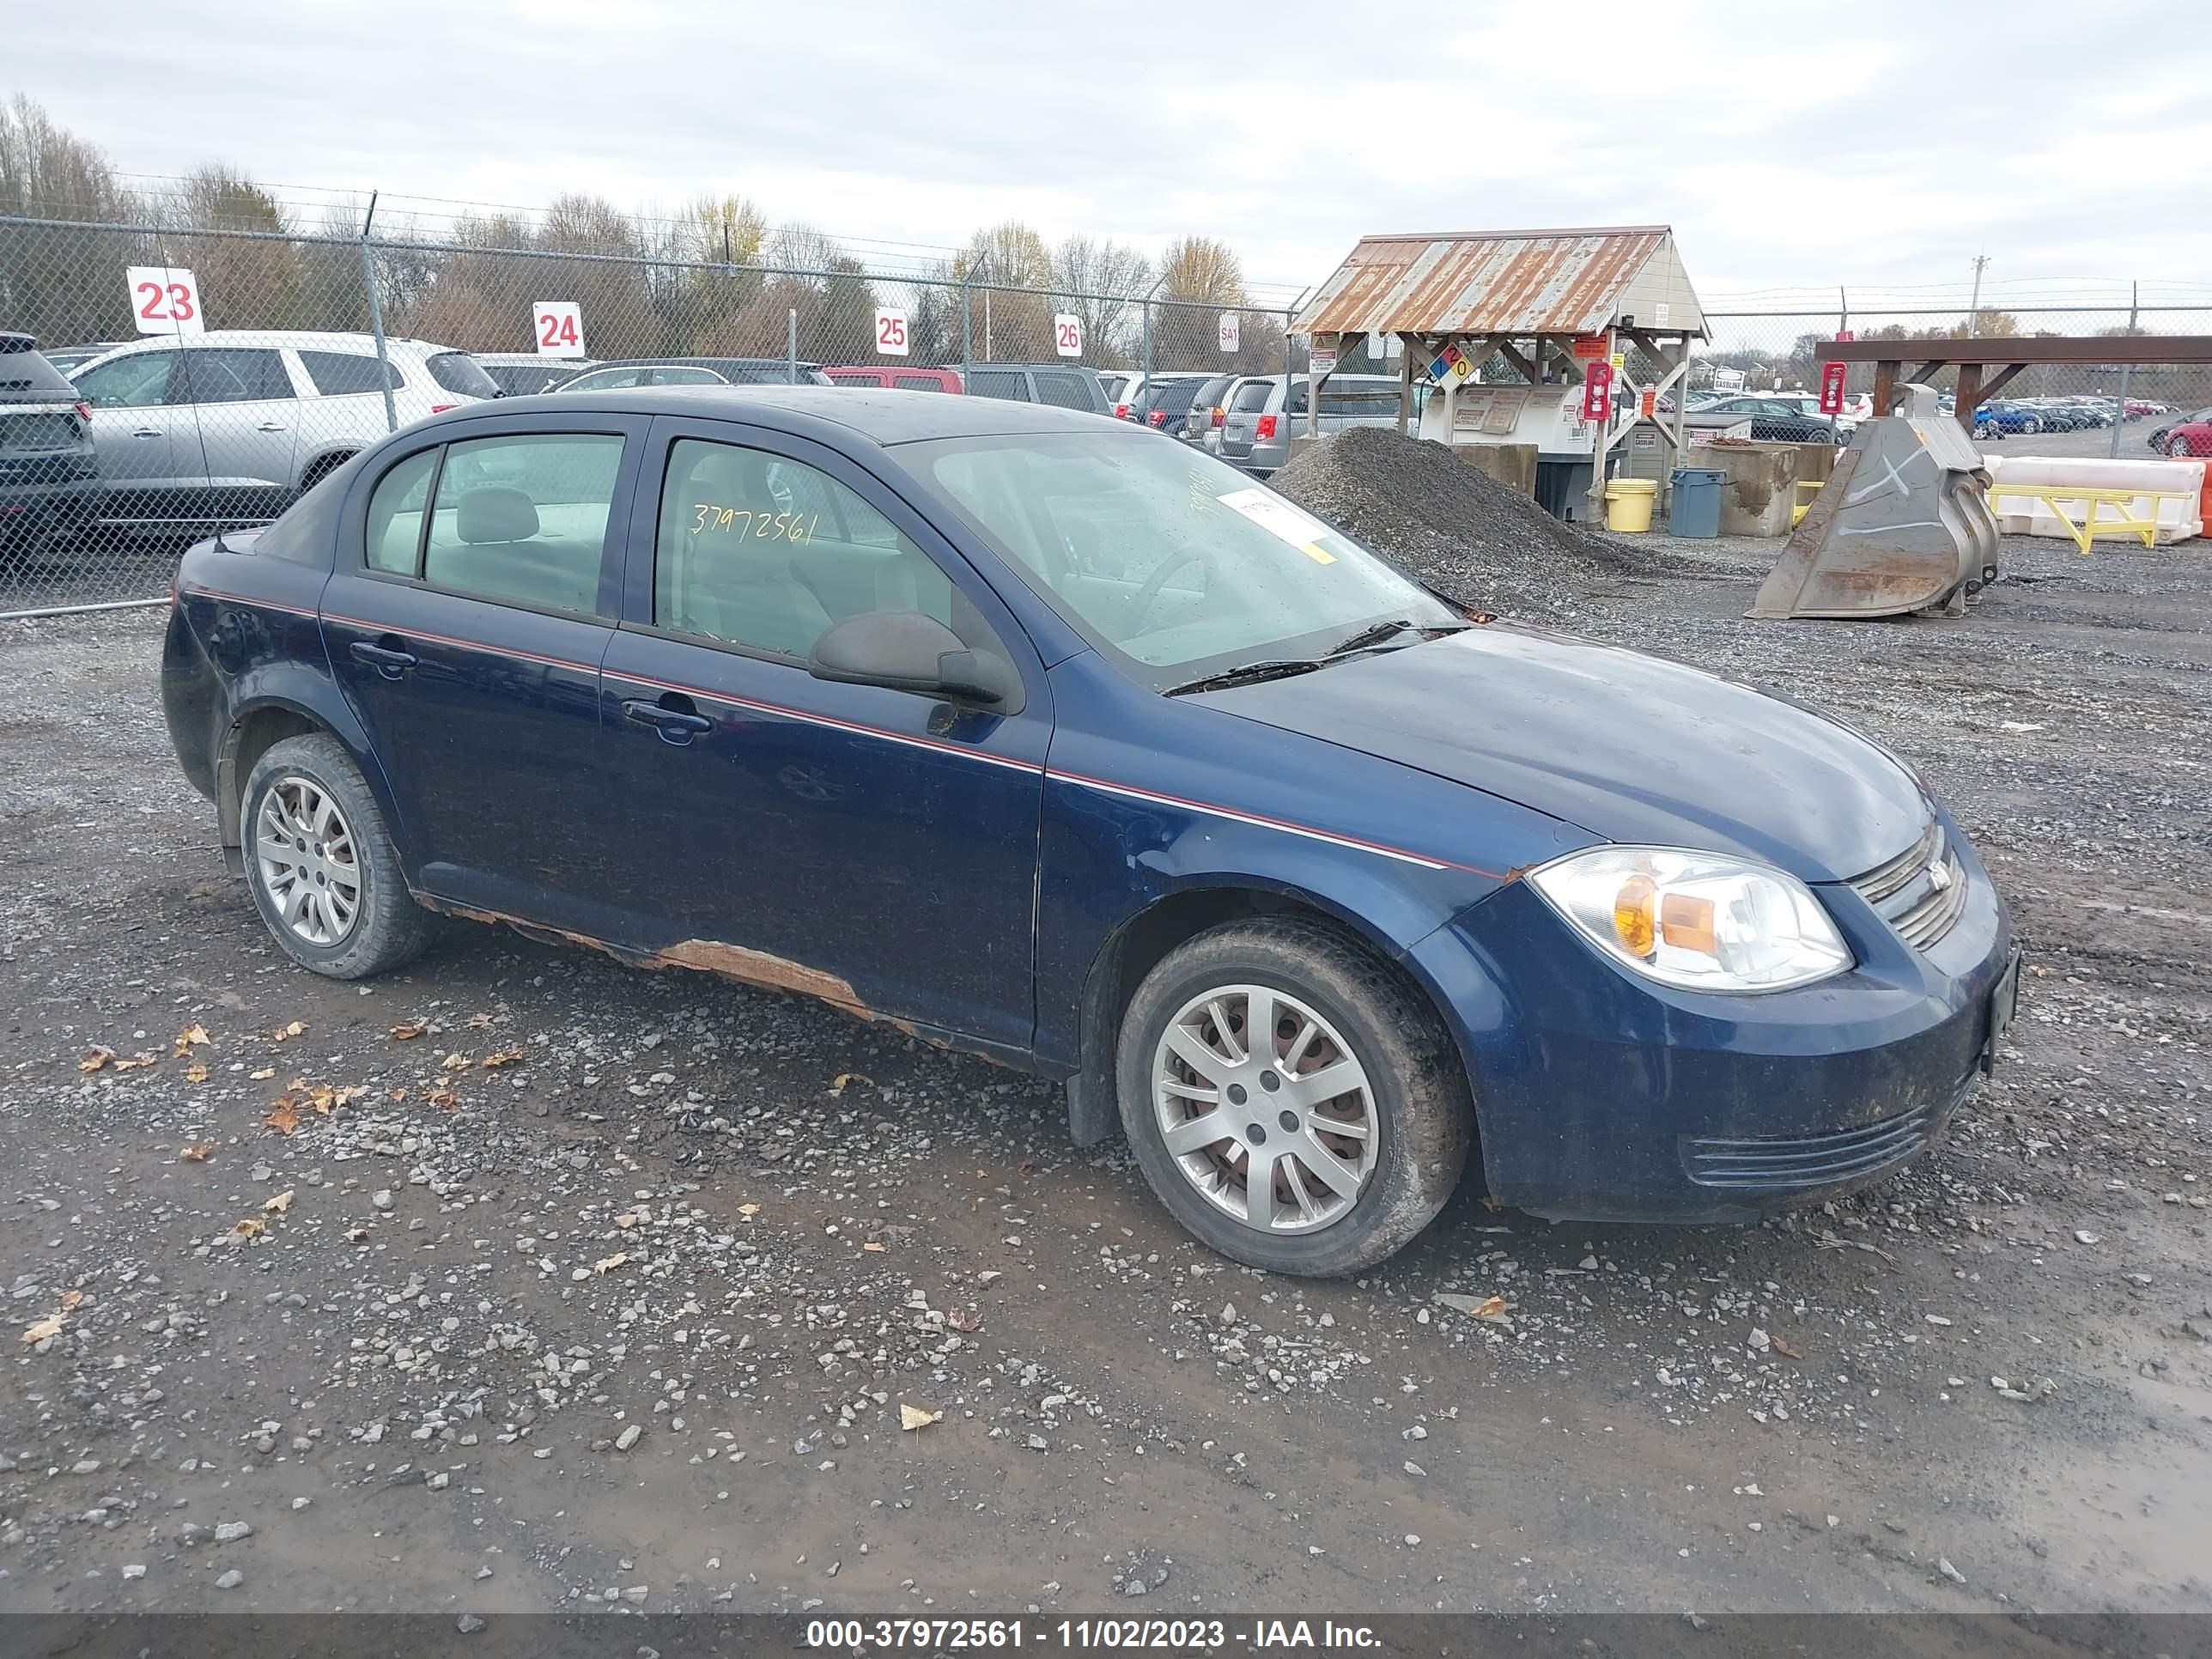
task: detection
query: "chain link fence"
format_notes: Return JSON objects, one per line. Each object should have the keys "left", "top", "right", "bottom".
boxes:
{"left": 7, "top": 204, "right": 2211, "bottom": 618}
{"left": 0, "top": 210, "right": 1300, "bottom": 617}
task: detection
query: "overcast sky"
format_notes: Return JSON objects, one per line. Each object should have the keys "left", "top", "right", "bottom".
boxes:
{"left": 15, "top": 0, "right": 2211, "bottom": 309}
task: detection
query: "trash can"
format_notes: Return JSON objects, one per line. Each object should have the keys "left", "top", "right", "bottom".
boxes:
{"left": 1668, "top": 467, "right": 1726, "bottom": 538}
{"left": 1603, "top": 477, "right": 1656, "bottom": 533}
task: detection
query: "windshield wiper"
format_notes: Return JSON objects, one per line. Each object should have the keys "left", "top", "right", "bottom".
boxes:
{"left": 1322, "top": 618, "right": 1470, "bottom": 659}
{"left": 1162, "top": 659, "right": 1327, "bottom": 696}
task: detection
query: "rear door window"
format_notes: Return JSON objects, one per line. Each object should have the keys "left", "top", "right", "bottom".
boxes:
{"left": 419, "top": 433, "right": 624, "bottom": 615}
{"left": 301, "top": 350, "right": 403, "bottom": 396}
{"left": 1033, "top": 372, "right": 1096, "bottom": 411}
{"left": 170, "top": 349, "right": 294, "bottom": 404}
{"left": 364, "top": 447, "right": 440, "bottom": 574}
{"left": 969, "top": 369, "right": 1030, "bottom": 402}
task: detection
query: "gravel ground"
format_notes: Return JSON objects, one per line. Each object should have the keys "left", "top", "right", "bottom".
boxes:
{"left": 1, "top": 494, "right": 2209, "bottom": 1622}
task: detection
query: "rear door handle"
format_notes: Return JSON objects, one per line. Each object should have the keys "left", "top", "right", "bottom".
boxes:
{"left": 349, "top": 639, "right": 417, "bottom": 678}
{"left": 256, "top": 422, "right": 288, "bottom": 433}
{"left": 622, "top": 696, "right": 713, "bottom": 740}
{"left": 131, "top": 428, "right": 163, "bottom": 439}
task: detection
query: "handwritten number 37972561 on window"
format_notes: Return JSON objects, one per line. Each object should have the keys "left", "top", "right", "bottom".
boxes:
{"left": 690, "top": 504, "right": 821, "bottom": 544}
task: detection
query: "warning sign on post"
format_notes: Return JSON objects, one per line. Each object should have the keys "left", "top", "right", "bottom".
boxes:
{"left": 128, "top": 267, "right": 204, "bottom": 335}
{"left": 533, "top": 301, "right": 585, "bottom": 357}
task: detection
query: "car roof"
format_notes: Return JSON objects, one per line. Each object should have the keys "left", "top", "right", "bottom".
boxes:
{"left": 80, "top": 331, "right": 458, "bottom": 359}
{"left": 585, "top": 356, "right": 824, "bottom": 371}
{"left": 474, "top": 383, "right": 1125, "bottom": 445}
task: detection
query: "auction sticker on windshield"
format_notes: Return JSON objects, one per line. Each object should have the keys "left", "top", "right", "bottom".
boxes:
{"left": 1217, "top": 487, "right": 1340, "bottom": 564}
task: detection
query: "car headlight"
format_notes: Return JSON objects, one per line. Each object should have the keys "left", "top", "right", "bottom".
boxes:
{"left": 1528, "top": 847, "right": 1851, "bottom": 993}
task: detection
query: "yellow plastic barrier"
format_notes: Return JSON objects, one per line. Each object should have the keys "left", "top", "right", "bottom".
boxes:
{"left": 1604, "top": 478, "right": 1656, "bottom": 534}
{"left": 1790, "top": 478, "right": 1825, "bottom": 529}
{"left": 1981, "top": 483, "right": 2194, "bottom": 555}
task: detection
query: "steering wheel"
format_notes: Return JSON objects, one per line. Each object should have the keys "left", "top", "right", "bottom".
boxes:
{"left": 1127, "top": 550, "right": 1209, "bottom": 637}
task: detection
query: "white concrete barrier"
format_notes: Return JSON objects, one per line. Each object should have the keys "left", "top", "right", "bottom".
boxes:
{"left": 1980, "top": 453, "right": 2205, "bottom": 544}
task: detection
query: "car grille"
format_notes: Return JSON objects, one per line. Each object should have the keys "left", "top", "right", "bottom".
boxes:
{"left": 1849, "top": 820, "right": 1967, "bottom": 952}
{"left": 1682, "top": 1104, "right": 1938, "bottom": 1190}
{"left": 0, "top": 412, "right": 80, "bottom": 451}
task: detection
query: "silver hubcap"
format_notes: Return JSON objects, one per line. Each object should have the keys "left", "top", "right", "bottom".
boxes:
{"left": 1152, "top": 983, "right": 1378, "bottom": 1236}
{"left": 254, "top": 775, "right": 361, "bottom": 946}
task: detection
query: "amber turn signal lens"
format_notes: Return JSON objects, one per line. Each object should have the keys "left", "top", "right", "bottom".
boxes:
{"left": 1661, "top": 892, "right": 1717, "bottom": 954}
{"left": 1612, "top": 873, "right": 1657, "bottom": 957}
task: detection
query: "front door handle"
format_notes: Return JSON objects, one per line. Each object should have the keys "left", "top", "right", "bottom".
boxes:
{"left": 256, "top": 422, "right": 288, "bottom": 433}
{"left": 349, "top": 638, "right": 417, "bottom": 679}
{"left": 622, "top": 696, "right": 713, "bottom": 742}
{"left": 131, "top": 427, "right": 163, "bottom": 439}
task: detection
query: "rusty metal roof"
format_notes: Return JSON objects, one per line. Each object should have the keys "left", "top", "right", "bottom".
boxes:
{"left": 1292, "top": 226, "right": 1705, "bottom": 339}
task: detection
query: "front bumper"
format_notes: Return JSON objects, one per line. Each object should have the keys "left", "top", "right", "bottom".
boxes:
{"left": 1408, "top": 836, "right": 2014, "bottom": 1224}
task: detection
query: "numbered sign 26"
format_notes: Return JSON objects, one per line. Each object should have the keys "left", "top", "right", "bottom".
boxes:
{"left": 532, "top": 301, "right": 585, "bottom": 358}
{"left": 874, "top": 307, "right": 910, "bottom": 357}
{"left": 1218, "top": 313, "right": 1240, "bottom": 354}
{"left": 1052, "top": 313, "right": 1083, "bottom": 359}
{"left": 127, "top": 266, "right": 204, "bottom": 335}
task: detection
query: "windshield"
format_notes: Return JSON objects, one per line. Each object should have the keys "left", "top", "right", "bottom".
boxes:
{"left": 906, "top": 431, "right": 1456, "bottom": 688}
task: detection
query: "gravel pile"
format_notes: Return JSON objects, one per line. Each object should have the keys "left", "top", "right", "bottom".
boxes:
{"left": 1271, "top": 426, "right": 1717, "bottom": 623}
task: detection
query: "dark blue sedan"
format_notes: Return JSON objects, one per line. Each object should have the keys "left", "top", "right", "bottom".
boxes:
{"left": 161, "top": 386, "right": 2017, "bottom": 1275}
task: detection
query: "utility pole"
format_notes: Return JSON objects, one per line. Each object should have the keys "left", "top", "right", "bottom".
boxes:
{"left": 1966, "top": 254, "right": 1990, "bottom": 337}
{"left": 2108, "top": 280, "right": 2139, "bottom": 460}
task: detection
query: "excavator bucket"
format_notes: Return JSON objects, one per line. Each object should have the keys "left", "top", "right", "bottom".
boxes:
{"left": 1749, "top": 384, "right": 2001, "bottom": 621}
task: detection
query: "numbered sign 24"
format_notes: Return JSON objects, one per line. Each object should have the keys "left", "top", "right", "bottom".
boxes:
{"left": 532, "top": 301, "right": 586, "bottom": 358}
{"left": 1052, "top": 313, "right": 1083, "bottom": 359}
{"left": 127, "top": 266, "right": 204, "bottom": 335}
{"left": 874, "top": 307, "right": 910, "bottom": 357}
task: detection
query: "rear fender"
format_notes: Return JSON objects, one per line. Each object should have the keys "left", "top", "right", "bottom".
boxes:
{"left": 215, "top": 664, "right": 401, "bottom": 869}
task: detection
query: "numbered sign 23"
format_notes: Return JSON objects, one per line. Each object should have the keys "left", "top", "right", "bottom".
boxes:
{"left": 126, "top": 266, "right": 204, "bottom": 335}
{"left": 874, "top": 307, "right": 910, "bottom": 357}
{"left": 1052, "top": 313, "right": 1083, "bottom": 359}
{"left": 532, "top": 301, "right": 586, "bottom": 358}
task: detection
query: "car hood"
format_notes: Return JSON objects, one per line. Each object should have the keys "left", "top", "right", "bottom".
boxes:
{"left": 1195, "top": 624, "right": 1926, "bottom": 882}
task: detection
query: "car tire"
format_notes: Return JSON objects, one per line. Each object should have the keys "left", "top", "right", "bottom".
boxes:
{"left": 2021, "top": 417, "right": 2040, "bottom": 434}
{"left": 240, "top": 732, "right": 434, "bottom": 980}
{"left": 1115, "top": 916, "right": 1471, "bottom": 1277}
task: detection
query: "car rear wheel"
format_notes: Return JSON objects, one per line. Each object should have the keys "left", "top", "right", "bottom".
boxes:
{"left": 241, "top": 733, "right": 434, "bottom": 979}
{"left": 1115, "top": 917, "right": 1470, "bottom": 1276}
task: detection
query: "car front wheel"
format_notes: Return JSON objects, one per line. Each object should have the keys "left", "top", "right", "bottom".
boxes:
{"left": 241, "top": 733, "right": 434, "bottom": 979}
{"left": 1115, "top": 917, "right": 1470, "bottom": 1275}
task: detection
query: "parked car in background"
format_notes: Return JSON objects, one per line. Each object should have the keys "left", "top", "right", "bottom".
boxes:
{"left": 2147, "top": 406, "right": 2212, "bottom": 452}
{"left": 1684, "top": 395, "right": 1838, "bottom": 444}
{"left": 40, "top": 342, "right": 131, "bottom": 376}
{"left": 0, "top": 332, "right": 101, "bottom": 560}
{"left": 823, "top": 366, "right": 964, "bottom": 393}
{"left": 69, "top": 331, "right": 495, "bottom": 532}
{"left": 962, "top": 362, "right": 1110, "bottom": 414}
{"left": 1218, "top": 373, "right": 1407, "bottom": 477}
{"left": 1976, "top": 401, "right": 2043, "bottom": 436}
{"left": 473, "top": 353, "right": 597, "bottom": 398}
{"left": 1127, "top": 374, "right": 1212, "bottom": 434}
{"left": 1181, "top": 373, "right": 1243, "bottom": 448}
{"left": 1097, "top": 371, "right": 1139, "bottom": 407}
{"left": 2160, "top": 420, "right": 2212, "bottom": 459}
{"left": 162, "top": 384, "right": 2014, "bottom": 1273}
{"left": 554, "top": 358, "right": 836, "bottom": 392}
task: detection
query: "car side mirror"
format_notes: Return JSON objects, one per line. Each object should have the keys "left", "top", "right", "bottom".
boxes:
{"left": 808, "top": 611, "right": 1010, "bottom": 705}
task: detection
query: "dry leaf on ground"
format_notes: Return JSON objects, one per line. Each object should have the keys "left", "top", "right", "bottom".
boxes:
{"left": 466, "top": 1012, "right": 495, "bottom": 1029}
{"left": 263, "top": 1190, "right": 294, "bottom": 1214}
{"left": 230, "top": 1218, "right": 266, "bottom": 1239}
{"left": 263, "top": 1101, "right": 300, "bottom": 1136}
{"left": 440, "top": 1051, "right": 470, "bottom": 1071}
{"left": 77, "top": 1050, "right": 110, "bottom": 1073}
{"left": 22, "top": 1315, "right": 64, "bottom": 1345}
{"left": 593, "top": 1252, "right": 629, "bottom": 1274}
{"left": 389, "top": 1022, "right": 426, "bottom": 1041}
{"left": 179, "top": 1142, "right": 213, "bottom": 1162}
{"left": 831, "top": 1072, "right": 874, "bottom": 1091}
{"left": 1772, "top": 1335, "right": 1803, "bottom": 1360}
{"left": 428, "top": 1081, "right": 459, "bottom": 1110}
{"left": 184, "top": 1063, "right": 210, "bottom": 1084}
{"left": 480, "top": 1047, "right": 525, "bottom": 1069}
{"left": 110, "top": 1054, "right": 156, "bottom": 1072}
{"left": 898, "top": 1403, "right": 939, "bottom": 1431}
{"left": 248, "top": 1066, "right": 275, "bottom": 1081}
{"left": 59, "top": 1290, "right": 83, "bottom": 1311}
{"left": 270, "top": 1020, "right": 305, "bottom": 1042}
{"left": 738, "top": 1203, "right": 760, "bottom": 1218}
{"left": 173, "top": 1024, "right": 212, "bottom": 1056}
{"left": 946, "top": 1307, "right": 982, "bottom": 1333}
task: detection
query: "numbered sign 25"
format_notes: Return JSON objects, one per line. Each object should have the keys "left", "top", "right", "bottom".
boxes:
{"left": 1052, "top": 313, "right": 1083, "bottom": 359}
{"left": 126, "top": 266, "right": 204, "bottom": 336}
{"left": 532, "top": 301, "right": 586, "bottom": 358}
{"left": 874, "top": 307, "right": 910, "bottom": 357}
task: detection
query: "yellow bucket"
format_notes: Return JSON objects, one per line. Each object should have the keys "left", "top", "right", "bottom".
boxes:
{"left": 1604, "top": 478, "right": 1657, "bottom": 534}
